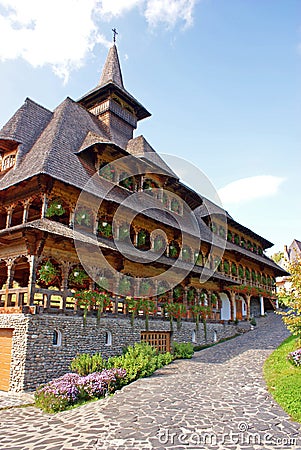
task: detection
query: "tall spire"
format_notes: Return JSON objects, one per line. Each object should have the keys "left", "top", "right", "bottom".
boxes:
{"left": 98, "top": 44, "right": 124, "bottom": 89}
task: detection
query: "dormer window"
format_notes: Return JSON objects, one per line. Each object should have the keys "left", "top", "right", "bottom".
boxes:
{"left": 1, "top": 153, "right": 16, "bottom": 171}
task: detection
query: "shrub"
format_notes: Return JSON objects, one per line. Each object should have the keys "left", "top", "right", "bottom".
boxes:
{"left": 70, "top": 352, "right": 107, "bottom": 376}
{"left": 287, "top": 348, "right": 301, "bottom": 367}
{"left": 107, "top": 342, "right": 172, "bottom": 383}
{"left": 35, "top": 369, "right": 127, "bottom": 413}
{"left": 172, "top": 342, "right": 194, "bottom": 359}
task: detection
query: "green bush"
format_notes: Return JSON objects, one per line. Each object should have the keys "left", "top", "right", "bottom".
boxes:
{"left": 107, "top": 342, "right": 172, "bottom": 384}
{"left": 172, "top": 342, "right": 194, "bottom": 359}
{"left": 70, "top": 352, "right": 107, "bottom": 375}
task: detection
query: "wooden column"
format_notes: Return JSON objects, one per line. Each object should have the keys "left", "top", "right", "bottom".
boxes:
{"left": 246, "top": 294, "right": 251, "bottom": 320}
{"left": 41, "top": 194, "right": 48, "bottom": 218}
{"left": 22, "top": 200, "right": 30, "bottom": 224}
{"left": 6, "top": 207, "right": 12, "bottom": 228}
{"left": 27, "top": 255, "right": 37, "bottom": 306}
{"left": 5, "top": 259, "right": 15, "bottom": 307}
{"left": 230, "top": 291, "right": 236, "bottom": 321}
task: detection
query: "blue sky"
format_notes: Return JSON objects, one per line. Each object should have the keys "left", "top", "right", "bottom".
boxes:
{"left": 0, "top": 0, "right": 300, "bottom": 254}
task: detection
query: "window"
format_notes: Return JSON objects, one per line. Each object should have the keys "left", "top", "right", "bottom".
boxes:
{"left": 52, "top": 330, "right": 62, "bottom": 347}
{"left": 192, "top": 330, "right": 196, "bottom": 343}
{"left": 105, "top": 331, "right": 112, "bottom": 346}
{"left": 2, "top": 154, "right": 15, "bottom": 171}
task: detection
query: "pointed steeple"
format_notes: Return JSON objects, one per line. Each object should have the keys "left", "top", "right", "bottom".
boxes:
{"left": 98, "top": 44, "right": 124, "bottom": 89}
{"left": 77, "top": 43, "right": 151, "bottom": 149}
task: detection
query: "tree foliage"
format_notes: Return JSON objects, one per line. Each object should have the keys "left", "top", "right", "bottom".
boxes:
{"left": 278, "top": 258, "right": 301, "bottom": 337}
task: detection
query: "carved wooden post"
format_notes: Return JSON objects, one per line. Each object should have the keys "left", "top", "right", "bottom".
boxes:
{"left": 60, "top": 262, "right": 70, "bottom": 311}
{"left": 5, "top": 258, "right": 15, "bottom": 307}
{"left": 27, "top": 255, "right": 37, "bottom": 306}
{"left": 22, "top": 200, "right": 30, "bottom": 224}
{"left": 6, "top": 206, "right": 13, "bottom": 228}
{"left": 41, "top": 194, "right": 48, "bottom": 218}
{"left": 230, "top": 291, "right": 236, "bottom": 321}
{"left": 246, "top": 294, "right": 251, "bottom": 320}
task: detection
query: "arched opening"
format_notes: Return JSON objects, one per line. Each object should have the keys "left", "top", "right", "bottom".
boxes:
{"left": 169, "top": 240, "right": 180, "bottom": 259}
{"left": 187, "top": 286, "right": 197, "bottom": 306}
{"left": 119, "top": 172, "right": 135, "bottom": 191}
{"left": 238, "top": 265, "right": 244, "bottom": 279}
{"left": 231, "top": 263, "right": 237, "bottom": 277}
{"left": 250, "top": 298, "right": 260, "bottom": 317}
{"left": 0, "top": 207, "right": 6, "bottom": 230}
{"left": 11, "top": 203, "right": 23, "bottom": 227}
{"left": 153, "top": 234, "right": 166, "bottom": 253}
{"left": 200, "top": 290, "right": 208, "bottom": 306}
{"left": 14, "top": 257, "right": 30, "bottom": 288}
{"left": 46, "top": 198, "right": 69, "bottom": 225}
{"left": 52, "top": 329, "right": 62, "bottom": 347}
{"left": 182, "top": 245, "right": 192, "bottom": 262}
{"left": 118, "top": 275, "right": 133, "bottom": 297}
{"left": 105, "top": 331, "right": 112, "bottom": 346}
{"left": 28, "top": 197, "right": 42, "bottom": 222}
{"left": 68, "top": 266, "right": 89, "bottom": 290}
{"left": 220, "top": 292, "right": 231, "bottom": 320}
{"left": 194, "top": 250, "right": 204, "bottom": 266}
{"left": 192, "top": 329, "right": 196, "bottom": 343}
{"left": 173, "top": 285, "right": 184, "bottom": 303}
{"left": 143, "top": 179, "right": 159, "bottom": 196}
{"left": 74, "top": 207, "right": 94, "bottom": 232}
{"left": 36, "top": 259, "right": 61, "bottom": 289}
{"left": 97, "top": 217, "right": 113, "bottom": 239}
{"left": 136, "top": 229, "right": 151, "bottom": 251}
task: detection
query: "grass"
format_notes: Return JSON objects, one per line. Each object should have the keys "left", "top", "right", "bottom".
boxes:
{"left": 264, "top": 335, "right": 301, "bottom": 423}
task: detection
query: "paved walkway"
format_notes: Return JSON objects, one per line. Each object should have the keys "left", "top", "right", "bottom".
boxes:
{"left": 0, "top": 313, "right": 300, "bottom": 450}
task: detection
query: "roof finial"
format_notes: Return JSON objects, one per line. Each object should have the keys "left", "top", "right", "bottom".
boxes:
{"left": 112, "top": 28, "right": 118, "bottom": 43}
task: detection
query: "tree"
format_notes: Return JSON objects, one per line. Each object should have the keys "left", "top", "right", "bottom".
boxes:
{"left": 278, "top": 258, "right": 301, "bottom": 337}
{"left": 271, "top": 251, "right": 284, "bottom": 264}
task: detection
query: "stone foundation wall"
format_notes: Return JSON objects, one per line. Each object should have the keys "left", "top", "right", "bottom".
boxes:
{"left": 0, "top": 313, "right": 248, "bottom": 392}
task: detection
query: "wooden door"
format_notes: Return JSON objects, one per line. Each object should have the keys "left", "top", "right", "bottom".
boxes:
{"left": 236, "top": 300, "right": 243, "bottom": 321}
{"left": 0, "top": 329, "right": 13, "bottom": 391}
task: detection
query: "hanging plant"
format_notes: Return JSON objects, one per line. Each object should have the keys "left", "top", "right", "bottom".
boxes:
{"left": 98, "top": 221, "right": 113, "bottom": 239}
{"left": 227, "top": 231, "right": 232, "bottom": 242}
{"left": 173, "top": 285, "right": 184, "bottom": 301}
{"left": 191, "top": 304, "right": 210, "bottom": 335}
{"left": 125, "top": 297, "right": 141, "bottom": 327}
{"left": 245, "top": 268, "right": 251, "bottom": 281}
{"left": 210, "top": 222, "right": 217, "bottom": 234}
{"left": 69, "top": 267, "right": 88, "bottom": 286}
{"left": 223, "top": 260, "right": 230, "bottom": 274}
{"left": 119, "top": 225, "right": 130, "bottom": 241}
{"left": 140, "top": 299, "right": 157, "bottom": 331}
{"left": 119, "top": 277, "right": 132, "bottom": 296}
{"left": 252, "top": 270, "right": 256, "bottom": 282}
{"left": 231, "top": 264, "right": 237, "bottom": 277}
{"left": 99, "top": 162, "right": 115, "bottom": 181}
{"left": 182, "top": 246, "right": 191, "bottom": 262}
{"left": 74, "top": 290, "right": 111, "bottom": 326}
{"left": 74, "top": 209, "right": 91, "bottom": 227}
{"left": 238, "top": 266, "right": 244, "bottom": 279}
{"left": 137, "top": 230, "right": 147, "bottom": 247}
{"left": 165, "top": 302, "right": 186, "bottom": 332}
{"left": 211, "top": 293, "right": 217, "bottom": 307}
{"left": 139, "top": 280, "right": 151, "bottom": 296}
{"left": 169, "top": 243, "right": 179, "bottom": 258}
{"left": 154, "top": 235, "right": 165, "bottom": 253}
{"left": 162, "top": 192, "right": 169, "bottom": 208}
{"left": 240, "top": 239, "right": 245, "bottom": 248}
{"left": 258, "top": 247, "right": 263, "bottom": 256}
{"left": 38, "top": 260, "right": 58, "bottom": 285}
{"left": 234, "top": 235, "right": 240, "bottom": 245}
{"left": 45, "top": 200, "right": 65, "bottom": 218}
{"left": 200, "top": 292, "right": 206, "bottom": 303}
{"left": 187, "top": 288, "right": 196, "bottom": 304}
{"left": 219, "top": 227, "right": 226, "bottom": 238}
{"left": 119, "top": 174, "right": 135, "bottom": 191}
{"left": 170, "top": 198, "right": 181, "bottom": 214}
{"left": 195, "top": 252, "right": 203, "bottom": 266}
{"left": 97, "top": 277, "right": 109, "bottom": 292}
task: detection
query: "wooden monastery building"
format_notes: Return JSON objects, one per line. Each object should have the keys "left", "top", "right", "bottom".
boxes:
{"left": 0, "top": 44, "right": 287, "bottom": 392}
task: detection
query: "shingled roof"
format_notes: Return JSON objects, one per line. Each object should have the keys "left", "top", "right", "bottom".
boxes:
{"left": 98, "top": 44, "right": 124, "bottom": 89}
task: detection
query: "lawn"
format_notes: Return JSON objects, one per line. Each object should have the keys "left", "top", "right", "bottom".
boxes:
{"left": 264, "top": 334, "right": 301, "bottom": 423}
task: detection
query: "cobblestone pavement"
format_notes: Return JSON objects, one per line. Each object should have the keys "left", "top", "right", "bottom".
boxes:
{"left": 0, "top": 313, "right": 300, "bottom": 450}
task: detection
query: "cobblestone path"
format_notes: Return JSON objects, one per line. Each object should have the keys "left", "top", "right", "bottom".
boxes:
{"left": 0, "top": 313, "right": 300, "bottom": 450}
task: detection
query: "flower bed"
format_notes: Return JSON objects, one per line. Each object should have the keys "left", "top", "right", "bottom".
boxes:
{"left": 287, "top": 348, "right": 301, "bottom": 367}
{"left": 35, "top": 368, "right": 126, "bottom": 413}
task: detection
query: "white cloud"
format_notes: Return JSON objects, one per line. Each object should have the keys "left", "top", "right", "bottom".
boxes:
{"left": 145, "top": 0, "right": 195, "bottom": 28}
{"left": 218, "top": 175, "right": 285, "bottom": 206}
{"left": 0, "top": 0, "right": 197, "bottom": 82}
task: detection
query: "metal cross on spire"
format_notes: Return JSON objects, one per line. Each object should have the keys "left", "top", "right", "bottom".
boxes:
{"left": 112, "top": 28, "right": 118, "bottom": 43}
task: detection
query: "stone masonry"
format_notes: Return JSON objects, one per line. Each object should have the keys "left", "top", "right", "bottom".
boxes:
{"left": 0, "top": 313, "right": 247, "bottom": 392}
